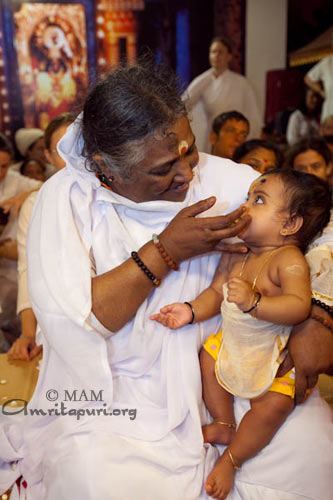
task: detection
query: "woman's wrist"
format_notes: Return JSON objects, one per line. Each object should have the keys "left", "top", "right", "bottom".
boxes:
{"left": 136, "top": 240, "right": 173, "bottom": 286}
{"left": 311, "top": 298, "right": 333, "bottom": 319}
{"left": 155, "top": 233, "right": 181, "bottom": 268}
{"left": 310, "top": 304, "right": 333, "bottom": 334}
{"left": 152, "top": 234, "right": 179, "bottom": 271}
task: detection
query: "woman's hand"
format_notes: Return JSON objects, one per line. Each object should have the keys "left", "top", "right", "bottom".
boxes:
{"left": 277, "top": 308, "right": 333, "bottom": 404}
{"left": 160, "top": 197, "right": 250, "bottom": 264}
{"left": 7, "top": 336, "right": 42, "bottom": 361}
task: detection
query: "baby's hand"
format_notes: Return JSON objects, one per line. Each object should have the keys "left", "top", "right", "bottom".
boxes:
{"left": 150, "top": 303, "right": 192, "bottom": 329}
{"left": 227, "top": 277, "right": 255, "bottom": 312}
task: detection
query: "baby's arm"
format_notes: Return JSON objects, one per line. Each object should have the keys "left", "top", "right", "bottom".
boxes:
{"left": 229, "top": 247, "right": 311, "bottom": 325}
{"left": 150, "top": 253, "right": 231, "bottom": 329}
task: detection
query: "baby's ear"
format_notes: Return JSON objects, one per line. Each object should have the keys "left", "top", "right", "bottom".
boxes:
{"left": 280, "top": 214, "right": 303, "bottom": 236}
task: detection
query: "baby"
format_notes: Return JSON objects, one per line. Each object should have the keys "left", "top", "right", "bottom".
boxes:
{"left": 151, "top": 169, "right": 332, "bottom": 499}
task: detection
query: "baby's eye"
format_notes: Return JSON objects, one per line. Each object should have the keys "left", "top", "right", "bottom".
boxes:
{"left": 254, "top": 195, "right": 264, "bottom": 204}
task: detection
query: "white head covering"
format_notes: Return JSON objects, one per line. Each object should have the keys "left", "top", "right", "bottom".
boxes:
{"left": 15, "top": 128, "right": 44, "bottom": 157}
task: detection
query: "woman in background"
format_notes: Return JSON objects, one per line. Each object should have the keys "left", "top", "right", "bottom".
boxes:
{"left": 286, "top": 87, "right": 321, "bottom": 146}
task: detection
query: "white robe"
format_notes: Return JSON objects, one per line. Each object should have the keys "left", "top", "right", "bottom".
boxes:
{"left": 183, "top": 68, "right": 262, "bottom": 153}
{"left": 0, "top": 119, "right": 332, "bottom": 500}
{"left": 306, "top": 56, "right": 333, "bottom": 122}
{"left": 286, "top": 109, "right": 319, "bottom": 145}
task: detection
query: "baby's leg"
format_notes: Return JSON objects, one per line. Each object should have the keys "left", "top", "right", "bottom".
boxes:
{"left": 200, "top": 348, "right": 235, "bottom": 445}
{"left": 205, "top": 391, "right": 294, "bottom": 499}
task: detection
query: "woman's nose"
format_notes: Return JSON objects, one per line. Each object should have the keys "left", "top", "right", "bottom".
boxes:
{"left": 175, "top": 160, "right": 194, "bottom": 181}
{"left": 174, "top": 151, "right": 198, "bottom": 180}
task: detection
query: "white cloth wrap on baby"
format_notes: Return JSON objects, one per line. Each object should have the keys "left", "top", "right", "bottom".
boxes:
{"left": 217, "top": 284, "right": 291, "bottom": 398}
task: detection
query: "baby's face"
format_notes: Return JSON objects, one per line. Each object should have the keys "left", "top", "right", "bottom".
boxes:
{"left": 239, "top": 175, "right": 289, "bottom": 246}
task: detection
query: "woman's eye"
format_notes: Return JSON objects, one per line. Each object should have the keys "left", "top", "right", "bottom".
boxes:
{"left": 152, "top": 165, "right": 172, "bottom": 176}
{"left": 254, "top": 195, "right": 263, "bottom": 204}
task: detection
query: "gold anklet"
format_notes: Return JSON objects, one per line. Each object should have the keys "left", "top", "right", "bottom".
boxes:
{"left": 214, "top": 419, "right": 236, "bottom": 429}
{"left": 227, "top": 448, "right": 241, "bottom": 470}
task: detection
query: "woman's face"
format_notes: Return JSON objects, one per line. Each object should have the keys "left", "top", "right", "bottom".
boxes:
{"left": 0, "top": 151, "right": 11, "bottom": 184}
{"left": 240, "top": 147, "right": 277, "bottom": 174}
{"left": 305, "top": 89, "right": 319, "bottom": 112}
{"left": 107, "top": 116, "right": 199, "bottom": 203}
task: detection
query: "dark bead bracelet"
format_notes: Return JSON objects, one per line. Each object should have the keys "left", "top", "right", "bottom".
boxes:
{"left": 131, "top": 251, "right": 161, "bottom": 287}
{"left": 311, "top": 297, "right": 333, "bottom": 319}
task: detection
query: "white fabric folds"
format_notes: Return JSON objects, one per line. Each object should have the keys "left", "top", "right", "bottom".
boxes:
{"left": 0, "top": 117, "right": 332, "bottom": 500}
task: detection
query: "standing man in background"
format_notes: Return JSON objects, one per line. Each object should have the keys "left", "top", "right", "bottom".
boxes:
{"left": 183, "top": 37, "right": 261, "bottom": 153}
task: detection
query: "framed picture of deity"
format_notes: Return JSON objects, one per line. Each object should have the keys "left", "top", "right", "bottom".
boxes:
{"left": 0, "top": 0, "right": 96, "bottom": 132}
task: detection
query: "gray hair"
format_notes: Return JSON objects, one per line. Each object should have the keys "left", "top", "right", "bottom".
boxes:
{"left": 82, "top": 60, "right": 187, "bottom": 181}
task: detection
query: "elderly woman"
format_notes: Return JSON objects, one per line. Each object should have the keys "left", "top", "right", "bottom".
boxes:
{"left": 0, "top": 63, "right": 332, "bottom": 500}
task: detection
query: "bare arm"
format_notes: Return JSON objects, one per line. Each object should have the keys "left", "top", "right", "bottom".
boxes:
{"left": 254, "top": 249, "right": 311, "bottom": 324}
{"left": 0, "top": 239, "right": 18, "bottom": 260}
{"left": 150, "top": 251, "right": 233, "bottom": 328}
{"left": 304, "top": 75, "right": 326, "bottom": 99}
{"left": 7, "top": 308, "right": 42, "bottom": 361}
{"left": 228, "top": 247, "right": 311, "bottom": 325}
{"left": 92, "top": 199, "right": 250, "bottom": 332}
{"left": 188, "top": 252, "right": 231, "bottom": 322}
{"left": 0, "top": 189, "right": 41, "bottom": 217}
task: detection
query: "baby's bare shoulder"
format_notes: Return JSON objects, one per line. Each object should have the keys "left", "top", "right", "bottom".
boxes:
{"left": 274, "top": 245, "right": 308, "bottom": 273}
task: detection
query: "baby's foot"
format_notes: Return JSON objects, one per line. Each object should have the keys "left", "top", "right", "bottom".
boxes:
{"left": 205, "top": 451, "right": 235, "bottom": 499}
{"left": 202, "top": 419, "right": 236, "bottom": 445}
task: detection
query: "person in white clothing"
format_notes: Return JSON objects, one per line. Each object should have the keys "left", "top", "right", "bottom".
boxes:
{"left": 151, "top": 169, "right": 331, "bottom": 499}
{"left": 183, "top": 37, "right": 262, "bottom": 153}
{"left": 11, "top": 128, "right": 56, "bottom": 180}
{"left": 0, "top": 134, "right": 41, "bottom": 350}
{"left": 7, "top": 112, "right": 76, "bottom": 361}
{"left": 286, "top": 87, "right": 321, "bottom": 145}
{"left": 305, "top": 55, "right": 333, "bottom": 123}
{"left": 0, "top": 62, "right": 332, "bottom": 500}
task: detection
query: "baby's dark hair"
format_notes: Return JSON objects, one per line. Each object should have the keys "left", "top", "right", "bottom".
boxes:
{"left": 263, "top": 168, "right": 331, "bottom": 252}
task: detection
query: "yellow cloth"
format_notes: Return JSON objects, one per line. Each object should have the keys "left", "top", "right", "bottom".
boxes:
{"left": 204, "top": 331, "right": 295, "bottom": 398}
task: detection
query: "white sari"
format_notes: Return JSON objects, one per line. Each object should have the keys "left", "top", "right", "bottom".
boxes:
{"left": 0, "top": 119, "right": 332, "bottom": 500}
